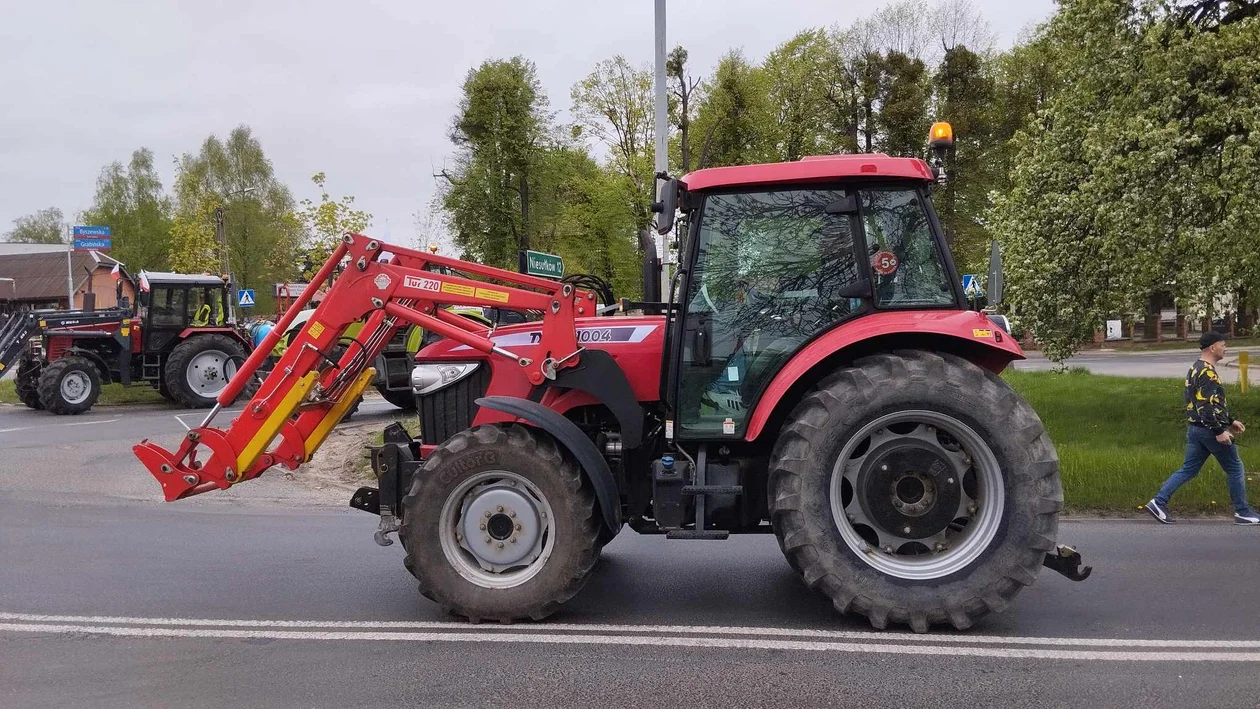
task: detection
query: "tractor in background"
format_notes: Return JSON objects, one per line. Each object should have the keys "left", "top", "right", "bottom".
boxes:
{"left": 6, "top": 272, "right": 255, "bottom": 415}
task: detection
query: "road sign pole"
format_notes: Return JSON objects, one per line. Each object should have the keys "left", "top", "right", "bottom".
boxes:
{"left": 65, "top": 226, "right": 74, "bottom": 308}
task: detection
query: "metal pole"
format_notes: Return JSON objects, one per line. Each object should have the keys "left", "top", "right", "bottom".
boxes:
{"left": 65, "top": 225, "right": 74, "bottom": 308}
{"left": 653, "top": 0, "right": 669, "bottom": 301}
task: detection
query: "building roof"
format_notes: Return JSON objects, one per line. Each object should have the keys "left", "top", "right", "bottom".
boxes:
{"left": 681, "top": 154, "right": 935, "bottom": 192}
{"left": 0, "top": 251, "right": 117, "bottom": 301}
{"left": 0, "top": 243, "right": 70, "bottom": 256}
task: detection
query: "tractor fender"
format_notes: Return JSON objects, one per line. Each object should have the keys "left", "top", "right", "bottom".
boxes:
{"left": 66, "top": 347, "right": 114, "bottom": 384}
{"left": 476, "top": 395, "right": 621, "bottom": 533}
{"left": 743, "top": 309, "right": 1026, "bottom": 442}
{"left": 177, "top": 327, "right": 251, "bottom": 350}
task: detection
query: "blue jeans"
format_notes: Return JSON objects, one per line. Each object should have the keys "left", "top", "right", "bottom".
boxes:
{"left": 1155, "top": 426, "right": 1250, "bottom": 513}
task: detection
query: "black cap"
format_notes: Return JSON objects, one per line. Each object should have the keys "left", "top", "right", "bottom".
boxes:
{"left": 1199, "top": 331, "right": 1227, "bottom": 350}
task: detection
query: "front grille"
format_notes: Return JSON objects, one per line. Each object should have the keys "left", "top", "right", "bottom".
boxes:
{"left": 418, "top": 364, "right": 492, "bottom": 446}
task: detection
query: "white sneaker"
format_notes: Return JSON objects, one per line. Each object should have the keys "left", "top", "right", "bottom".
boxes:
{"left": 1235, "top": 509, "right": 1260, "bottom": 526}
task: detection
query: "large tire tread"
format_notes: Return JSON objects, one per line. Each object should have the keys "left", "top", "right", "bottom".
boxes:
{"left": 164, "top": 334, "right": 249, "bottom": 409}
{"left": 767, "top": 349, "right": 1061, "bottom": 633}
{"left": 36, "top": 356, "right": 101, "bottom": 415}
{"left": 16, "top": 361, "right": 43, "bottom": 409}
{"left": 399, "top": 424, "right": 601, "bottom": 623}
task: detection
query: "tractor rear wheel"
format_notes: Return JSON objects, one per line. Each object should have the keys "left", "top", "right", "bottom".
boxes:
{"left": 399, "top": 423, "right": 601, "bottom": 622}
{"left": 16, "top": 360, "right": 43, "bottom": 409}
{"left": 767, "top": 350, "right": 1061, "bottom": 633}
{"left": 37, "top": 356, "right": 101, "bottom": 415}
{"left": 164, "top": 334, "right": 249, "bottom": 408}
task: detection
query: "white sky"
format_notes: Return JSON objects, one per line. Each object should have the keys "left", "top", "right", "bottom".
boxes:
{"left": 0, "top": 0, "right": 1053, "bottom": 247}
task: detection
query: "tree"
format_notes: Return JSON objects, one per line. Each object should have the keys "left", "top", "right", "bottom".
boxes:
{"left": 992, "top": 0, "right": 1260, "bottom": 359}
{"left": 4, "top": 208, "right": 65, "bottom": 244}
{"left": 691, "top": 50, "right": 773, "bottom": 168}
{"left": 762, "top": 29, "right": 831, "bottom": 162}
{"left": 170, "top": 125, "right": 300, "bottom": 309}
{"left": 877, "top": 50, "right": 931, "bottom": 157}
{"left": 294, "top": 172, "right": 372, "bottom": 280}
{"left": 79, "top": 148, "right": 173, "bottom": 272}
{"left": 441, "top": 57, "right": 552, "bottom": 268}
{"left": 666, "top": 45, "right": 702, "bottom": 174}
{"left": 570, "top": 55, "right": 656, "bottom": 228}
{"left": 932, "top": 44, "right": 998, "bottom": 271}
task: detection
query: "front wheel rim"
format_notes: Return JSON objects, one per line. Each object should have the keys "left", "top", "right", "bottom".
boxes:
{"left": 829, "top": 409, "right": 1005, "bottom": 581}
{"left": 60, "top": 371, "right": 92, "bottom": 405}
{"left": 438, "top": 470, "right": 554, "bottom": 589}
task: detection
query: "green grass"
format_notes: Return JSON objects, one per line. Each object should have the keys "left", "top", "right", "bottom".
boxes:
{"left": 1004, "top": 370, "right": 1260, "bottom": 515}
{"left": 0, "top": 380, "right": 166, "bottom": 407}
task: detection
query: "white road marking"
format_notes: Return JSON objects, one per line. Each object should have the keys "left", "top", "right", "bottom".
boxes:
{"left": 0, "top": 426, "right": 30, "bottom": 433}
{"left": 2, "top": 612, "right": 1259, "bottom": 653}
{"left": 62, "top": 418, "right": 119, "bottom": 427}
{"left": 1, "top": 621, "right": 1257, "bottom": 661}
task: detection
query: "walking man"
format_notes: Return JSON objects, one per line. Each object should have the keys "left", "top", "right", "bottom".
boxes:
{"left": 1146, "top": 332, "right": 1260, "bottom": 525}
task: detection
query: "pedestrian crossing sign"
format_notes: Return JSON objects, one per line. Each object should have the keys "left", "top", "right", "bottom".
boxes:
{"left": 237, "top": 289, "right": 256, "bottom": 307}
{"left": 962, "top": 275, "right": 983, "bottom": 298}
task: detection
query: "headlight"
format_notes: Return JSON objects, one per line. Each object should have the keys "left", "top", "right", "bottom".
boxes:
{"left": 411, "top": 362, "right": 480, "bottom": 395}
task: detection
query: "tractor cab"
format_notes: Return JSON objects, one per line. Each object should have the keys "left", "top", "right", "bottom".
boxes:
{"left": 665, "top": 157, "right": 965, "bottom": 439}
{"left": 137, "top": 273, "right": 233, "bottom": 354}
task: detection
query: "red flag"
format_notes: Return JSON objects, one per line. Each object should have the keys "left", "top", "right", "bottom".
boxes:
{"left": 138, "top": 271, "right": 150, "bottom": 293}
{"left": 110, "top": 262, "right": 121, "bottom": 281}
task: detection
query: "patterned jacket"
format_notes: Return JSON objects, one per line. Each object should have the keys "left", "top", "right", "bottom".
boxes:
{"left": 1185, "top": 360, "right": 1234, "bottom": 434}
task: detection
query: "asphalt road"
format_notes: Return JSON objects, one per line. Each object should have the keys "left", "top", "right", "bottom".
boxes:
{"left": 3, "top": 401, "right": 1260, "bottom": 707}
{"left": 1014, "top": 347, "right": 1259, "bottom": 381}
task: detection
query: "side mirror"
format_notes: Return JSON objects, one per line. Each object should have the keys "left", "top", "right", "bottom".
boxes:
{"left": 986, "top": 239, "right": 1004, "bottom": 307}
{"left": 652, "top": 178, "right": 680, "bottom": 236}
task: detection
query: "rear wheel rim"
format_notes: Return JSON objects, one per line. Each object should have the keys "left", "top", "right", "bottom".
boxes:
{"left": 438, "top": 470, "right": 554, "bottom": 589}
{"left": 185, "top": 349, "right": 235, "bottom": 397}
{"left": 60, "top": 370, "right": 92, "bottom": 405}
{"left": 829, "top": 409, "right": 1005, "bottom": 581}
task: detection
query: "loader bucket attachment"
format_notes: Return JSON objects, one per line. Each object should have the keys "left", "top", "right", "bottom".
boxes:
{"left": 134, "top": 232, "right": 591, "bottom": 501}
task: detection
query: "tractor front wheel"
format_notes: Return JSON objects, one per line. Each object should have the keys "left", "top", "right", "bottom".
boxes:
{"left": 399, "top": 424, "right": 601, "bottom": 622}
{"left": 767, "top": 350, "right": 1061, "bottom": 633}
{"left": 16, "top": 360, "right": 43, "bottom": 409}
{"left": 164, "top": 335, "right": 249, "bottom": 408}
{"left": 37, "top": 356, "right": 101, "bottom": 415}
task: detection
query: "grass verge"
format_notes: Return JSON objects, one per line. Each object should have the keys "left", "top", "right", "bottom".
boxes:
{"left": 0, "top": 380, "right": 166, "bottom": 407}
{"left": 1004, "top": 370, "right": 1260, "bottom": 515}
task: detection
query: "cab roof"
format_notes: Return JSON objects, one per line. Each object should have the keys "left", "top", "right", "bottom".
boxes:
{"left": 143, "top": 272, "right": 227, "bottom": 287}
{"left": 681, "top": 154, "right": 934, "bottom": 192}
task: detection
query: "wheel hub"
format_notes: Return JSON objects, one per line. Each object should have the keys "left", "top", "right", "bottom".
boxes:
{"left": 456, "top": 482, "right": 544, "bottom": 572}
{"left": 858, "top": 442, "right": 961, "bottom": 539}
{"left": 186, "top": 350, "right": 233, "bottom": 396}
{"left": 61, "top": 371, "right": 91, "bottom": 404}
{"left": 830, "top": 410, "right": 1006, "bottom": 580}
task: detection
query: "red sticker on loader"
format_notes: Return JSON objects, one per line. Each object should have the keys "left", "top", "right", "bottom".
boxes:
{"left": 871, "top": 251, "right": 899, "bottom": 275}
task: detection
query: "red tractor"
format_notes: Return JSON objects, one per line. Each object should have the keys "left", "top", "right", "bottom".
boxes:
{"left": 135, "top": 124, "right": 1089, "bottom": 632}
{"left": 5, "top": 272, "right": 255, "bottom": 414}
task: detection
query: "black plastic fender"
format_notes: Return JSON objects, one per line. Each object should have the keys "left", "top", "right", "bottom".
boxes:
{"left": 476, "top": 395, "right": 621, "bottom": 533}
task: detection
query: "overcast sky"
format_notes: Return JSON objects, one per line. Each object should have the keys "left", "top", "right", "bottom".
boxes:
{"left": 0, "top": 0, "right": 1053, "bottom": 248}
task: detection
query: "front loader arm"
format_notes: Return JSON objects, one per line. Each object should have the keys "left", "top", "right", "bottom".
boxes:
{"left": 135, "top": 232, "right": 596, "bottom": 501}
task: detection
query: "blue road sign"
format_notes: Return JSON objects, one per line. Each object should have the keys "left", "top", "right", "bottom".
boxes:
{"left": 237, "top": 289, "right": 256, "bottom": 307}
{"left": 72, "top": 237, "right": 112, "bottom": 251}
{"left": 72, "top": 225, "right": 111, "bottom": 237}
{"left": 962, "top": 274, "right": 984, "bottom": 298}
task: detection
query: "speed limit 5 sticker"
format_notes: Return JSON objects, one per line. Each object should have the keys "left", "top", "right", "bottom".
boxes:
{"left": 871, "top": 250, "right": 899, "bottom": 275}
